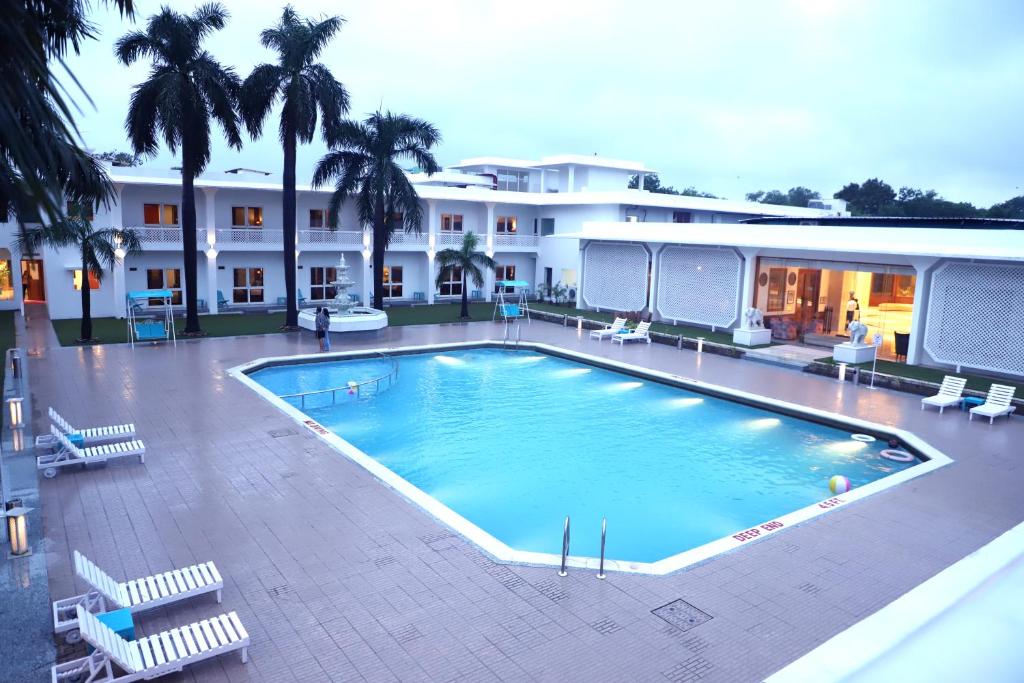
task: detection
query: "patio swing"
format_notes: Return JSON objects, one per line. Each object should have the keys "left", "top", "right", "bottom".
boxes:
{"left": 126, "top": 289, "right": 177, "bottom": 347}
{"left": 492, "top": 280, "right": 531, "bottom": 323}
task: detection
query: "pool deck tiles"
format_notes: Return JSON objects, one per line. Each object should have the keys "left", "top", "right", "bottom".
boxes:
{"left": 23, "top": 311, "right": 1024, "bottom": 682}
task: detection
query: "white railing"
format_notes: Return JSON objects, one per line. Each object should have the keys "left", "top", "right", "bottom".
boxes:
{"left": 494, "top": 233, "right": 539, "bottom": 248}
{"left": 215, "top": 228, "right": 282, "bottom": 245}
{"left": 388, "top": 231, "right": 428, "bottom": 246}
{"left": 435, "top": 231, "right": 465, "bottom": 248}
{"left": 131, "top": 227, "right": 183, "bottom": 244}
{"left": 298, "top": 229, "right": 364, "bottom": 247}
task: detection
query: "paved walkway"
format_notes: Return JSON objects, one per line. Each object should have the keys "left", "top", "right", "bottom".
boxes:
{"left": 28, "top": 315, "right": 1024, "bottom": 682}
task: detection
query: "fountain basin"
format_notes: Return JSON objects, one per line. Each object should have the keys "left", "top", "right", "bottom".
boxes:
{"left": 298, "top": 306, "right": 388, "bottom": 333}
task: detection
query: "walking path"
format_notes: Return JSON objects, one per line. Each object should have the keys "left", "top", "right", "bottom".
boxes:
{"left": 25, "top": 313, "right": 1024, "bottom": 682}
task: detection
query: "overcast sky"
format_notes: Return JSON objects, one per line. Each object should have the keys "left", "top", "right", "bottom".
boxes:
{"left": 64, "top": 0, "right": 1024, "bottom": 206}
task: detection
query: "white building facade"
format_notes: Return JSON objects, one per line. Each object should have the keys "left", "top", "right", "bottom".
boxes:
{"left": 0, "top": 154, "right": 836, "bottom": 322}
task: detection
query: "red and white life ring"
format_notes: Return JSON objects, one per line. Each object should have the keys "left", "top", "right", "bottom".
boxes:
{"left": 880, "top": 449, "right": 914, "bottom": 463}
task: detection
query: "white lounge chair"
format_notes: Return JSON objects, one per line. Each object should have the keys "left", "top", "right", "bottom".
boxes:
{"left": 53, "top": 550, "right": 224, "bottom": 640}
{"left": 611, "top": 320, "right": 652, "bottom": 345}
{"left": 49, "top": 407, "right": 136, "bottom": 446}
{"left": 37, "top": 426, "right": 145, "bottom": 478}
{"left": 589, "top": 317, "right": 628, "bottom": 340}
{"left": 920, "top": 376, "right": 968, "bottom": 414}
{"left": 969, "top": 384, "right": 1017, "bottom": 424}
{"left": 52, "top": 605, "right": 248, "bottom": 682}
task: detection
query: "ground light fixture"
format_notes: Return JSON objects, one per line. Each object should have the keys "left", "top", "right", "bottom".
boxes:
{"left": 5, "top": 501, "right": 31, "bottom": 557}
{"left": 577, "top": 316, "right": 583, "bottom": 333}
{"left": 697, "top": 337, "right": 705, "bottom": 353}
{"left": 6, "top": 397, "right": 23, "bottom": 428}
{"left": 837, "top": 362, "right": 848, "bottom": 382}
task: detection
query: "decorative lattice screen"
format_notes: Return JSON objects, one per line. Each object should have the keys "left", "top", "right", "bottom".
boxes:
{"left": 656, "top": 246, "right": 741, "bottom": 328}
{"left": 923, "top": 261, "right": 1024, "bottom": 376}
{"left": 581, "top": 242, "right": 649, "bottom": 311}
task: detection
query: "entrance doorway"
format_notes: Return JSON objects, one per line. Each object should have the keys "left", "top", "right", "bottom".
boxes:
{"left": 794, "top": 269, "right": 821, "bottom": 331}
{"left": 21, "top": 259, "right": 45, "bottom": 302}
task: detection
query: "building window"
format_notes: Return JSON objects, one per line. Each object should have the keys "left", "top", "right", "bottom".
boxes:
{"left": 441, "top": 214, "right": 463, "bottom": 232}
{"left": 496, "top": 216, "right": 517, "bottom": 233}
{"left": 540, "top": 218, "right": 555, "bottom": 236}
{"left": 766, "top": 268, "right": 787, "bottom": 312}
{"left": 439, "top": 266, "right": 463, "bottom": 296}
{"left": 232, "top": 207, "right": 263, "bottom": 227}
{"left": 310, "top": 266, "right": 338, "bottom": 300}
{"left": 66, "top": 201, "right": 94, "bottom": 222}
{"left": 672, "top": 211, "right": 692, "bottom": 223}
{"left": 497, "top": 168, "right": 530, "bottom": 192}
{"left": 143, "top": 203, "right": 178, "bottom": 225}
{"left": 0, "top": 259, "right": 13, "bottom": 300}
{"left": 233, "top": 267, "right": 265, "bottom": 303}
{"left": 309, "top": 209, "right": 326, "bottom": 229}
{"left": 72, "top": 270, "right": 100, "bottom": 291}
{"left": 382, "top": 265, "right": 403, "bottom": 298}
{"left": 494, "top": 265, "right": 515, "bottom": 293}
{"left": 387, "top": 212, "right": 404, "bottom": 229}
{"left": 146, "top": 268, "right": 183, "bottom": 305}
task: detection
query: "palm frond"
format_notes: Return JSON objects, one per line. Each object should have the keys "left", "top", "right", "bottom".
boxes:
{"left": 239, "top": 63, "right": 284, "bottom": 138}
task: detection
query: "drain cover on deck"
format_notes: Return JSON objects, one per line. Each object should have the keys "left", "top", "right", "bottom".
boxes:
{"left": 652, "top": 599, "right": 712, "bottom": 632}
{"left": 268, "top": 428, "right": 297, "bottom": 438}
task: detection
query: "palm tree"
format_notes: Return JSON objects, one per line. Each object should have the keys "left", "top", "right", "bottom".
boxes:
{"left": 115, "top": 3, "right": 242, "bottom": 335}
{"left": 312, "top": 111, "right": 441, "bottom": 310}
{"left": 240, "top": 7, "right": 350, "bottom": 330}
{"left": 435, "top": 232, "right": 495, "bottom": 320}
{"left": 18, "top": 218, "right": 142, "bottom": 342}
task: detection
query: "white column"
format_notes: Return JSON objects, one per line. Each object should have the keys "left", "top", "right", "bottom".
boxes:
{"left": 646, "top": 244, "right": 660, "bottom": 318}
{"left": 426, "top": 200, "right": 437, "bottom": 305}
{"left": 109, "top": 184, "right": 127, "bottom": 317}
{"left": 575, "top": 241, "right": 586, "bottom": 310}
{"left": 906, "top": 257, "right": 937, "bottom": 365}
{"left": 484, "top": 202, "right": 495, "bottom": 303}
{"left": 201, "top": 187, "right": 217, "bottom": 244}
{"left": 362, "top": 229, "right": 373, "bottom": 306}
{"left": 738, "top": 247, "right": 760, "bottom": 328}
{"left": 567, "top": 166, "right": 575, "bottom": 192}
{"left": 206, "top": 250, "right": 218, "bottom": 314}
{"left": 637, "top": 172, "right": 646, "bottom": 192}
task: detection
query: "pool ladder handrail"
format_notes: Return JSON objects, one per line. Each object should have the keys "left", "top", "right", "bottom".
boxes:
{"left": 502, "top": 321, "right": 522, "bottom": 348}
{"left": 559, "top": 515, "right": 570, "bottom": 576}
{"left": 278, "top": 352, "right": 399, "bottom": 407}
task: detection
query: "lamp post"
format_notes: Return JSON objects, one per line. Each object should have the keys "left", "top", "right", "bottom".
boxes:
{"left": 697, "top": 337, "right": 705, "bottom": 354}
{"left": 5, "top": 501, "right": 32, "bottom": 557}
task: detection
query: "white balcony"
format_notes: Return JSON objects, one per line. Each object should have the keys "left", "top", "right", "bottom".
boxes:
{"left": 213, "top": 228, "right": 282, "bottom": 248}
{"left": 128, "top": 227, "right": 205, "bottom": 249}
{"left": 435, "top": 231, "right": 466, "bottom": 248}
{"left": 388, "top": 231, "right": 429, "bottom": 248}
{"left": 298, "top": 229, "right": 364, "bottom": 248}
{"left": 493, "top": 232, "right": 539, "bottom": 249}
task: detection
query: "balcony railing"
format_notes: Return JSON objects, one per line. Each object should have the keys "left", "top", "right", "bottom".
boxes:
{"left": 214, "top": 228, "right": 282, "bottom": 245}
{"left": 435, "top": 231, "right": 466, "bottom": 248}
{"left": 298, "top": 229, "right": 364, "bottom": 247}
{"left": 389, "top": 231, "right": 428, "bottom": 246}
{"left": 494, "top": 232, "right": 539, "bottom": 248}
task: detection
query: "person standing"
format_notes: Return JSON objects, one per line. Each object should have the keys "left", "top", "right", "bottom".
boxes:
{"left": 322, "top": 309, "right": 332, "bottom": 352}
{"left": 845, "top": 292, "right": 859, "bottom": 332}
{"left": 314, "top": 306, "right": 327, "bottom": 351}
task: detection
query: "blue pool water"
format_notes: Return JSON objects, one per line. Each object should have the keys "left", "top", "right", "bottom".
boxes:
{"left": 251, "top": 348, "right": 917, "bottom": 563}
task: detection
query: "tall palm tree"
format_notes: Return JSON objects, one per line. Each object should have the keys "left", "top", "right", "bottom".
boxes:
{"left": 240, "top": 6, "right": 350, "bottom": 329}
{"left": 435, "top": 232, "right": 495, "bottom": 320}
{"left": 116, "top": 3, "right": 242, "bottom": 335}
{"left": 18, "top": 218, "right": 142, "bottom": 342}
{"left": 312, "top": 111, "right": 441, "bottom": 310}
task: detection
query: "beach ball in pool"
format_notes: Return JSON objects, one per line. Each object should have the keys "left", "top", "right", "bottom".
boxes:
{"left": 829, "top": 475, "right": 851, "bottom": 494}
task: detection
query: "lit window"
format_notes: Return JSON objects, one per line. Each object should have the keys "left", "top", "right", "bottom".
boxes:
{"left": 144, "top": 203, "right": 178, "bottom": 225}
{"left": 73, "top": 270, "right": 100, "bottom": 290}
{"left": 441, "top": 214, "right": 463, "bottom": 232}
{"left": 494, "top": 265, "right": 516, "bottom": 293}
{"left": 233, "top": 267, "right": 265, "bottom": 303}
{"left": 439, "top": 266, "right": 463, "bottom": 296}
{"left": 496, "top": 216, "right": 517, "bottom": 233}
{"left": 309, "top": 266, "right": 338, "bottom": 300}
{"left": 146, "top": 268, "right": 183, "bottom": 305}
{"left": 232, "top": 207, "right": 263, "bottom": 227}
{"left": 382, "top": 265, "right": 403, "bottom": 298}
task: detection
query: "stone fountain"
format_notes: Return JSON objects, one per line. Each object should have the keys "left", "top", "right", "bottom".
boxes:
{"left": 297, "top": 253, "right": 388, "bottom": 333}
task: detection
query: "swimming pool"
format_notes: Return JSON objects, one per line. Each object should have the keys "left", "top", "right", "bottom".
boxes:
{"left": 236, "top": 343, "right": 950, "bottom": 574}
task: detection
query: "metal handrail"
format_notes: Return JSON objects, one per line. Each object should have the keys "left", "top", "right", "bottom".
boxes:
{"left": 559, "top": 515, "right": 570, "bottom": 576}
{"left": 597, "top": 518, "right": 607, "bottom": 580}
{"left": 279, "top": 352, "right": 399, "bottom": 407}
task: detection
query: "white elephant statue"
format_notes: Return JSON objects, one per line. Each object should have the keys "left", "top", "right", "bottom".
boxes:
{"left": 848, "top": 320, "right": 868, "bottom": 345}
{"left": 743, "top": 307, "right": 764, "bottom": 329}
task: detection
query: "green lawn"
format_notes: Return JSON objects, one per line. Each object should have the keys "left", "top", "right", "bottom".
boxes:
{"left": 528, "top": 302, "right": 741, "bottom": 345}
{"left": 815, "top": 356, "right": 1024, "bottom": 393}
{"left": 50, "top": 303, "right": 504, "bottom": 346}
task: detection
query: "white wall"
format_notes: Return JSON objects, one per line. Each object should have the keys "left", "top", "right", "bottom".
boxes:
{"left": 582, "top": 167, "right": 632, "bottom": 192}
{"left": 120, "top": 185, "right": 207, "bottom": 227}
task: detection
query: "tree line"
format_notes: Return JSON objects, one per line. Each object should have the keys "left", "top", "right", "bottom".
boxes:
{"left": 633, "top": 171, "right": 1023, "bottom": 219}
{"left": 4, "top": 0, "right": 443, "bottom": 341}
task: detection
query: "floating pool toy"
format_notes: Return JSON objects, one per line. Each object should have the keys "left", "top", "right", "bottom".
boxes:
{"left": 347, "top": 381, "right": 358, "bottom": 395}
{"left": 829, "top": 475, "right": 851, "bottom": 494}
{"left": 851, "top": 433, "right": 876, "bottom": 443}
{"left": 880, "top": 449, "right": 914, "bottom": 463}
